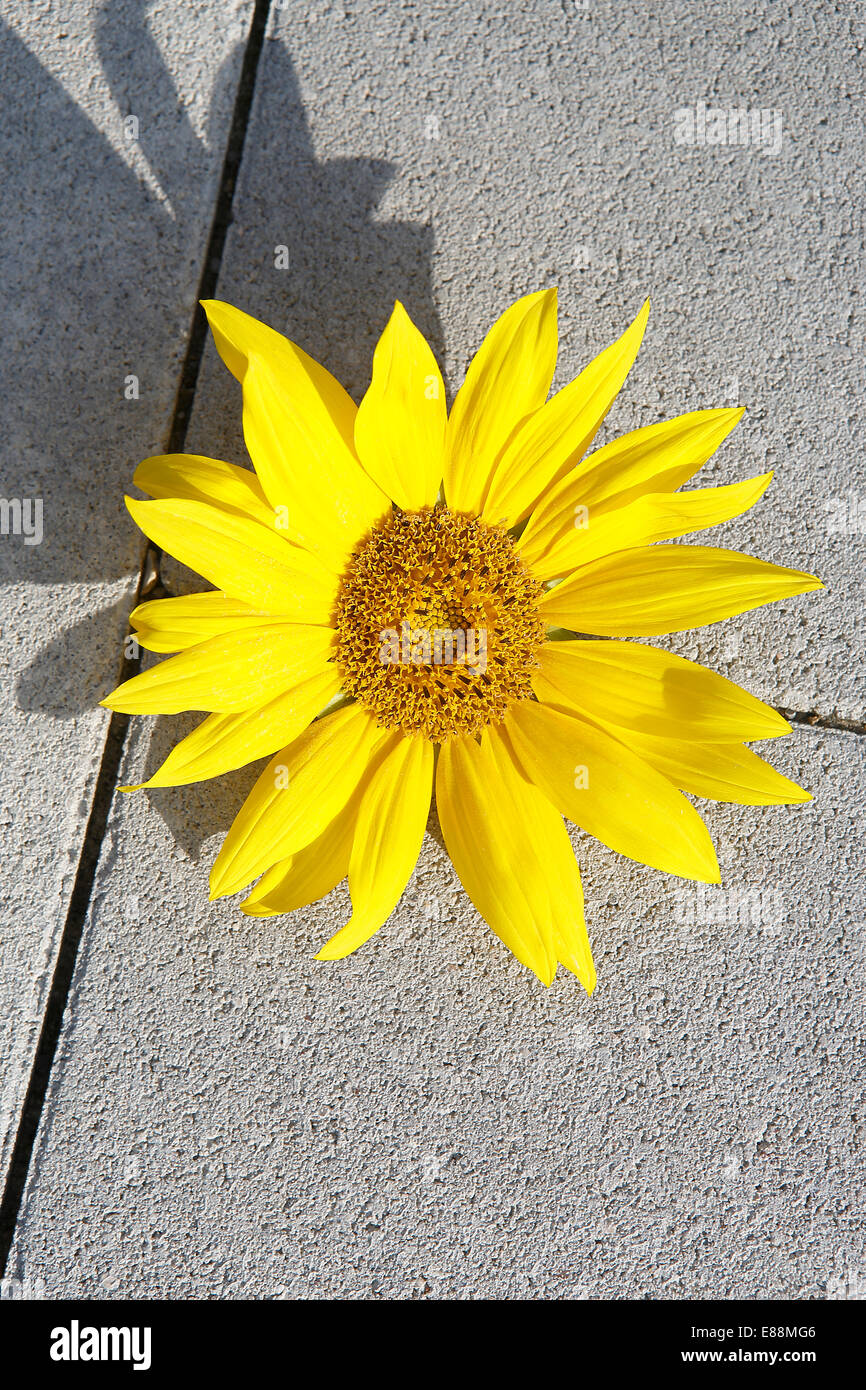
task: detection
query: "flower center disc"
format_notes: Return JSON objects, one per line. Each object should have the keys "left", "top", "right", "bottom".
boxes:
{"left": 335, "top": 508, "right": 545, "bottom": 741}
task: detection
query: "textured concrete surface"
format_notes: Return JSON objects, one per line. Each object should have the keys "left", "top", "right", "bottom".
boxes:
{"left": 4, "top": 0, "right": 865, "bottom": 1298}
{"left": 0, "top": 0, "right": 254, "bottom": 1179}
{"left": 7, "top": 722, "right": 865, "bottom": 1298}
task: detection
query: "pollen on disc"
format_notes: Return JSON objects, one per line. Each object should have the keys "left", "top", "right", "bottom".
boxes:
{"left": 334, "top": 508, "right": 545, "bottom": 741}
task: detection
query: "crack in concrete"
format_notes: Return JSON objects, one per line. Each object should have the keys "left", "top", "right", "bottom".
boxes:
{"left": 777, "top": 708, "right": 866, "bottom": 738}
{"left": 0, "top": 0, "right": 273, "bottom": 1277}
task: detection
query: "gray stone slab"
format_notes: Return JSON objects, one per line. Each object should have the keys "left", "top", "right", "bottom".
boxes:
{"left": 8, "top": 0, "right": 864, "bottom": 1299}
{"left": 7, "top": 720, "right": 864, "bottom": 1298}
{"left": 0, "top": 0, "right": 254, "bottom": 1178}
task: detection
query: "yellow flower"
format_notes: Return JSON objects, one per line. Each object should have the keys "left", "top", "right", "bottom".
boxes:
{"left": 103, "top": 292, "right": 822, "bottom": 991}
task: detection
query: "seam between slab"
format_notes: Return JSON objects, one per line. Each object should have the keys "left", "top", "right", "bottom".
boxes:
{"left": 776, "top": 708, "right": 866, "bottom": 737}
{"left": 0, "top": 0, "right": 273, "bottom": 1278}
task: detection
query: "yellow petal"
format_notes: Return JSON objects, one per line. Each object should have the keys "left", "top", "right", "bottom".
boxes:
{"left": 103, "top": 624, "right": 335, "bottom": 715}
{"left": 518, "top": 407, "right": 743, "bottom": 574}
{"left": 202, "top": 299, "right": 389, "bottom": 571}
{"left": 316, "top": 733, "right": 433, "bottom": 960}
{"left": 239, "top": 859, "right": 296, "bottom": 917}
{"left": 604, "top": 729, "right": 812, "bottom": 806}
{"left": 505, "top": 699, "right": 720, "bottom": 883}
{"left": 490, "top": 728, "right": 595, "bottom": 992}
{"left": 527, "top": 472, "right": 772, "bottom": 578}
{"left": 241, "top": 850, "right": 341, "bottom": 919}
{"left": 482, "top": 298, "right": 650, "bottom": 527}
{"left": 533, "top": 640, "right": 791, "bottom": 742}
{"left": 241, "top": 809, "right": 355, "bottom": 919}
{"left": 203, "top": 298, "right": 357, "bottom": 447}
{"left": 539, "top": 545, "right": 823, "bottom": 636}
{"left": 133, "top": 454, "right": 275, "bottom": 527}
{"left": 436, "top": 731, "right": 561, "bottom": 984}
{"left": 354, "top": 301, "right": 445, "bottom": 510}
{"left": 443, "top": 289, "right": 558, "bottom": 513}
{"left": 240, "top": 734, "right": 396, "bottom": 916}
{"left": 210, "top": 702, "right": 384, "bottom": 899}
{"left": 130, "top": 592, "right": 273, "bottom": 653}
{"left": 125, "top": 497, "right": 339, "bottom": 621}
{"left": 126, "top": 666, "right": 341, "bottom": 788}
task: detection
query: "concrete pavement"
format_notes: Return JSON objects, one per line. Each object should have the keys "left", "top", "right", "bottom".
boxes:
{"left": 2, "top": 0, "right": 863, "bottom": 1298}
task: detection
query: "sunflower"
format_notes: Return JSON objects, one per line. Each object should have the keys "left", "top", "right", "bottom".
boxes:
{"left": 103, "top": 292, "right": 822, "bottom": 991}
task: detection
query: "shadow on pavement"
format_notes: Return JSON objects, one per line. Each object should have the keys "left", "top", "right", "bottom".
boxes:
{"left": 10, "top": 2, "right": 441, "bottom": 788}
{"left": 141, "top": 33, "right": 444, "bottom": 863}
